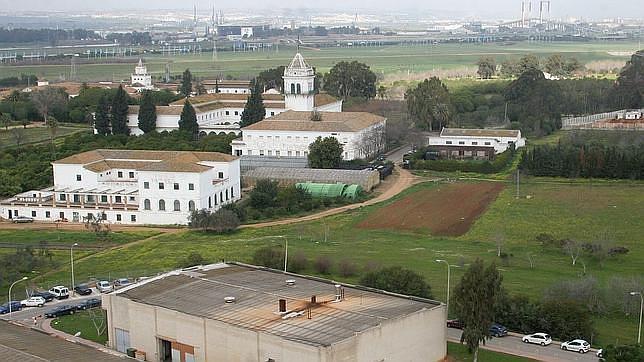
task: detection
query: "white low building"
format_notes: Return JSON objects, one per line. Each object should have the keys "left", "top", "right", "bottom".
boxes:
{"left": 426, "top": 128, "right": 525, "bottom": 160}
{"left": 231, "top": 110, "right": 386, "bottom": 160}
{"left": 0, "top": 150, "right": 240, "bottom": 225}
{"left": 131, "top": 59, "right": 153, "bottom": 91}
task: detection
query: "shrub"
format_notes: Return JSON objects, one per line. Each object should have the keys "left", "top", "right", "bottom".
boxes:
{"left": 188, "top": 208, "right": 239, "bottom": 233}
{"left": 314, "top": 256, "right": 332, "bottom": 274}
{"left": 360, "top": 266, "right": 432, "bottom": 298}
{"left": 338, "top": 259, "right": 357, "bottom": 277}
{"left": 288, "top": 251, "right": 308, "bottom": 273}
{"left": 176, "top": 252, "right": 206, "bottom": 268}
{"left": 252, "top": 246, "right": 284, "bottom": 270}
{"left": 409, "top": 148, "right": 515, "bottom": 174}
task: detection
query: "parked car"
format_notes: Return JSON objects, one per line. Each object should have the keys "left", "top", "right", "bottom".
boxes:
{"left": 522, "top": 333, "right": 552, "bottom": 346}
{"left": 31, "top": 291, "right": 55, "bottom": 302}
{"left": 113, "top": 278, "right": 131, "bottom": 288}
{"left": 596, "top": 348, "right": 604, "bottom": 358}
{"left": 20, "top": 296, "right": 46, "bottom": 308}
{"left": 75, "top": 298, "right": 101, "bottom": 311}
{"left": 12, "top": 216, "right": 34, "bottom": 223}
{"left": 48, "top": 286, "right": 70, "bottom": 300}
{"left": 44, "top": 305, "right": 76, "bottom": 318}
{"left": 447, "top": 319, "right": 465, "bottom": 329}
{"left": 96, "top": 280, "right": 113, "bottom": 293}
{"left": 561, "top": 339, "right": 590, "bottom": 353}
{"left": 0, "top": 301, "right": 22, "bottom": 314}
{"left": 74, "top": 284, "right": 93, "bottom": 296}
{"left": 489, "top": 323, "right": 508, "bottom": 337}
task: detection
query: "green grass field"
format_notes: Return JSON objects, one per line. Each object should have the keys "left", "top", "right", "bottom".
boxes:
{"left": 0, "top": 125, "right": 88, "bottom": 149}
{"left": 51, "top": 309, "right": 108, "bottom": 345}
{"left": 31, "top": 179, "right": 644, "bottom": 345}
{"left": 0, "top": 41, "right": 639, "bottom": 82}
{"left": 0, "top": 228, "right": 160, "bottom": 246}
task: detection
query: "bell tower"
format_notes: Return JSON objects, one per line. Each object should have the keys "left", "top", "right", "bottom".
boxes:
{"left": 283, "top": 52, "right": 315, "bottom": 111}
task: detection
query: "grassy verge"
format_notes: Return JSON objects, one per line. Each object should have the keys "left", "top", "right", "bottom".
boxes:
{"left": 0, "top": 229, "right": 161, "bottom": 246}
{"left": 51, "top": 309, "right": 108, "bottom": 345}
{"left": 448, "top": 342, "right": 537, "bottom": 362}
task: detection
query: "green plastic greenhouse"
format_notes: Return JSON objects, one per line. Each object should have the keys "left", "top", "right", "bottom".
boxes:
{"left": 296, "top": 182, "right": 362, "bottom": 199}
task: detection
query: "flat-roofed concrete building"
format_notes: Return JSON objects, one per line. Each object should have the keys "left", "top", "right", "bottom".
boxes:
{"left": 427, "top": 127, "right": 526, "bottom": 160}
{"left": 103, "top": 263, "right": 446, "bottom": 362}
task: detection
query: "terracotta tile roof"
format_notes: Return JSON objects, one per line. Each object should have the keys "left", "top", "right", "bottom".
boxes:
{"left": 54, "top": 149, "right": 237, "bottom": 173}
{"left": 314, "top": 93, "right": 340, "bottom": 107}
{"left": 441, "top": 128, "right": 521, "bottom": 138}
{"left": 243, "top": 110, "right": 386, "bottom": 132}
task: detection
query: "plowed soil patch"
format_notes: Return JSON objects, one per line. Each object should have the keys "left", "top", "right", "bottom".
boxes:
{"left": 357, "top": 182, "right": 504, "bottom": 236}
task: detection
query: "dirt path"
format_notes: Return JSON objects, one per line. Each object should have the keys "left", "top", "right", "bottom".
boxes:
{"left": 241, "top": 166, "right": 426, "bottom": 229}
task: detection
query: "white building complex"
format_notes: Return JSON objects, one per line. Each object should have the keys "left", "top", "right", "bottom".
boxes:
{"left": 103, "top": 262, "right": 447, "bottom": 362}
{"left": 131, "top": 59, "right": 153, "bottom": 91}
{"left": 426, "top": 128, "right": 525, "bottom": 160}
{"left": 0, "top": 150, "right": 240, "bottom": 225}
{"left": 126, "top": 52, "right": 342, "bottom": 136}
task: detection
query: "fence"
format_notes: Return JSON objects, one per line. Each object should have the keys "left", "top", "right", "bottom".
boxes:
{"left": 562, "top": 109, "right": 644, "bottom": 130}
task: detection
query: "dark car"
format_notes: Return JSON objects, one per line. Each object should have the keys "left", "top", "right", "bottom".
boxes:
{"left": 31, "top": 291, "right": 55, "bottom": 302}
{"left": 74, "top": 284, "right": 93, "bottom": 296}
{"left": 75, "top": 298, "right": 101, "bottom": 310}
{"left": 44, "top": 305, "right": 76, "bottom": 318}
{"left": 447, "top": 319, "right": 465, "bottom": 329}
{"left": 0, "top": 301, "right": 22, "bottom": 314}
{"left": 490, "top": 323, "right": 508, "bottom": 337}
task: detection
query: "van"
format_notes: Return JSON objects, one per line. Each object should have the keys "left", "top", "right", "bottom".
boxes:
{"left": 48, "top": 286, "right": 70, "bottom": 300}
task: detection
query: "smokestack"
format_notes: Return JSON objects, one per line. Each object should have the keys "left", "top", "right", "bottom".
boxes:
{"left": 278, "top": 299, "right": 287, "bottom": 313}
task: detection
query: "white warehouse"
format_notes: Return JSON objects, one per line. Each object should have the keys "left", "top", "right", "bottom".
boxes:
{"left": 0, "top": 149, "right": 240, "bottom": 225}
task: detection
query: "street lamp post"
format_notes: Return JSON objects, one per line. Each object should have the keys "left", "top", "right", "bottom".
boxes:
{"left": 8, "top": 276, "right": 28, "bottom": 316}
{"left": 630, "top": 291, "right": 643, "bottom": 345}
{"left": 436, "top": 259, "right": 453, "bottom": 317}
{"left": 70, "top": 243, "right": 78, "bottom": 296}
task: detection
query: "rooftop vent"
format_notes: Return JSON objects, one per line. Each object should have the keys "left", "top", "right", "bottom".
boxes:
{"left": 334, "top": 284, "right": 345, "bottom": 302}
{"left": 285, "top": 279, "right": 296, "bottom": 286}
{"left": 278, "top": 298, "right": 287, "bottom": 313}
{"left": 224, "top": 296, "right": 236, "bottom": 304}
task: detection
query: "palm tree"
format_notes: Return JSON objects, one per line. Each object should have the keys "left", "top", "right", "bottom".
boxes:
{"left": 47, "top": 116, "right": 59, "bottom": 158}
{"left": 433, "top": 103, "right": 451, "bottom": 131}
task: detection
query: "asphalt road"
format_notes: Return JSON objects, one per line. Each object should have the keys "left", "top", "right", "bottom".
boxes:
{"left": 448, "top": 328, "right": 600, "bottom": 362}
{"left": 385, "top": 143, "right": 413, "bottom": 164}
{"left": 1, "top": 290, "right": 98, "bottom": 327}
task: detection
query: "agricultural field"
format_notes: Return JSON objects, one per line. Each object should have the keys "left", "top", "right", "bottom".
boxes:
{"left": 0, "top": 40, "right": 639, "bottom": 82}
{"left": 0, "top": 124, "right": 88, "bottom": 149}
{"left": 31, "top": 179, "right": 644, "bottom": 345}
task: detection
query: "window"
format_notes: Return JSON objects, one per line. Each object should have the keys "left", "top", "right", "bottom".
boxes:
{"left": 225, "top": 111, "right": 230, "bottom": 115}
{"left": 59, "top": 212, "right": 65, "bottom": 219}
{"left": 45, "top": 211, "right": 50, "bottom": 218}
{"left": 129, "top": 172, "right": 135, "bottom": 178}
{"left": 116, "top": 214, "right": 122, "bottom": 221}
{"left": 296, "top": 83, "right": 301, "bottom": 94}
{"left": 159, "top": 200, "right": 166, "bottom": 211}
{"left": 288, "top": 151, "right": 292, "bottom": 156}
{"left": 102, "top": 213, "right": 107, "bottom": 220}
{"left": 144, "top": 182, "right": 150, "bottom": 189}
{"left": 270, "top": 112, "right": 275, "bottom": 116}
{"left": 472, "top": 142, "right": 478, "bottom": 145}
{"left": 267, "top": 150, "right": 272, "bottom": 156}
{"left": 159, "top": 182, "right": 164, "bottom": 190}
{"left": 118, "top": 171, "right": 123, "bottom": 178}
{"left": 31, "top": 211, "right": 36, "bottom": 217}
{"left": 115, "top": 196, "right": 122, "bottom": 203}
{"left": 231, "top": 187, "right": 234, "bottom": 198}
{"left": 188, "top": 183, "right": 194, "bottom": 191}
{"left": 73, "top": 195, "right": 80, "bottom": 203}
{"left": 484, "top": 142, "right": 491, "bottom": 146}
{"left": 144, "top": 199, "right": 151, "bottom": 210}
{"left": 218, "top": 172, "right": 224, "bottom": 179}
{"left": 214, "top": 194, "right": 218, "bottom": 205}
{"left": 101, "top": 195, "right": 108, "bottom": 203}
{"left": 60, "top": 194, "right": 67, "bottom": 201}
{"left": 174, "top": 200, "right": 181, "bottom": 211}
{"left": 225, "top": 189, "right": 229, "bottom": 200}
{"left": 131, "top": 215, "right": 136, "bottom": 222}
{"left": 76, "top": 174, "right": 82, "bottom": 181}
{"left": 459, "top": 141, "right": 465, "bottom": 145}
{"left": 234, "top": 111, "right": 238, "bottom": 116}
{"left": 129, "top": 196, "right": 135, "bottom": 201}
{"left": 295, "top": 151, "right": 300, "bottom": 157}
{"left": 290, "top": 83, "right": 296, "bottom": 94}
{"left": 208, "top": 197, "right": 212, "bottom": 208}
{"left": 446, "top": 141, "right": 453, "bottom": 145}
{"left": 188, "top": 201, "right": 195, "bottom": 211}
{"left": 173, "top": 183, "right": 179, "bottom": 190}
{"left": 220, "top": 192, "right": 223, "bottom": 203}
{"left": 275, "top": 151, "right": 280, "bottom": 157}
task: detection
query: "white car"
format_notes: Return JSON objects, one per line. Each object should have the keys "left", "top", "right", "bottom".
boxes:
{"left": 561, "top": 339, "right": 590, "bottom": 353}
{"left": 48, "top": 286, "right": 69, "bottom": 300}
{"left": 20, "top": 296, "right": 46, "bottom": 307}
{"left": 97, "top": 281, "right": 113, "bottom": 293}
{"left": 522, "top": 333, "right": 552, "bottom": 346}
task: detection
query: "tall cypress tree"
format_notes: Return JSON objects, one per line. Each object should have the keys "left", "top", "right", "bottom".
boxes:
{"left": 111, "top": 85, "right": 130, "bottom": 136}
{"left": 240, "top": 80, "right": 266, "bottom": 127}
{"left": 137, "top": 91, "right": 157, "bottom": 133}
{"left": 179, "top": 69, "right": 193, "bottom": 97}
{"left": 94, "top": 95, "right": 111, "bottom": 136}
{"left": 178, "top": 99, "right": 198, "bottom": 135}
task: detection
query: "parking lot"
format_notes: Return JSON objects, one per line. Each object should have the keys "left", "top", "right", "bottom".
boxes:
{"left": 1, "top": 289, "right": 99, "bottom": 327}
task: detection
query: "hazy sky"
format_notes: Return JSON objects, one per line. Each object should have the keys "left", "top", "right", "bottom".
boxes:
{"left": 1, "top": 0, "right": 643, "bottom": 19}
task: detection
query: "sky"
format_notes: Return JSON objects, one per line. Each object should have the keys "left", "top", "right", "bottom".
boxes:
{"left": 0, "top": 0, "right": 642, "bottom": 19}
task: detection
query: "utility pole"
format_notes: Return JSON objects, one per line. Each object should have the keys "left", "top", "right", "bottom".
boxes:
{"left": 516, "top": 169, "right": 520, "bottom": 199}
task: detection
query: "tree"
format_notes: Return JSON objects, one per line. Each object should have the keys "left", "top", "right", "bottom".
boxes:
{"left": 10, "top": 128, "right": 25, "bottom": 148}
{"left": 94, "top": 95, "right": 111, "bottom": 135}
{"left": 323, "top": 61, "right": 377, "bottom": 100}
{"left": 137, "top": 91, "right": 157, "bottom": 133}
{"left": 377, "top": 85, "right": 388, "bottom": 99}
{"left": 602, "top": 344, "right": 644, "bottom": 362}
{"left": 252, "top": 245, "right": 284, "bottom": 270}
{"left": 406, "top": 77, "right": 451, "bottom": 131}
{"left": 612, "top": 50, "right": 644, "bottom": 109}
{"left": 562, "top": 239, "right": 582, "bottom": 266}
{"left": 477, "top": 57, "right": 496, "bottom": 79}
{"left": 178, "top": 99, "right": 198, "bottom": 135}
{"left": 545, "top": 54, "right": 566, "bottom": 77}
{"left": 0, "top": 113, "right": 11, "bottom": 130}
{"left": 308, "top": 136, "right": 343, "bottom": 168}
{"left": 30, "top": 87, "right": 67, "bottom": 124}
{"left": 176, "top": 252, "right": 206, "bottom": 268}
{"left": 452, "top": 259, "right": 503, "bottom": 362}
{"left": 240, "top": 80, "right": 266, "bottom": 127}
{"left": 47, "top": 116, "right": 58, "bottom": 158}
{"left": 517, "top": 54, "right": 540, "bottom": 74}
{"left": 179, "top": 69, "right": 193, "bottom": 97}
{"left": 359, "top": 266, "right": 432, "bottom": 298}
{"left": 110, "top": 85, "right": 130, "bottom": 136}
{"left": 188, "top": 208, "right": 239, "bottom": 233}
{"left": 257, "top": 66, "right": 286, "bottom": 92}
{"left": 249, "top": 179, "right": 279, "bottom": 208}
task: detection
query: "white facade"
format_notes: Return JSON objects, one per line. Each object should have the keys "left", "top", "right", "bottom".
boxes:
{"left": 427, "top": 128, "right": 526, "bottom": 154}
{"left": 283, "top": 53, "right": 316, "bottom": 111}
{"left": 0, "top": 150, "right": 240, "bottom": 225}
{"left": 131, "top": 59, "right": 153, "bottom": 90}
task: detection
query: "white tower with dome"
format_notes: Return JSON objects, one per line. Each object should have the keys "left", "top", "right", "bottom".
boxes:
{"left": 131, "top": 59, "right": 153, "bottom": 90}
{"left": 283, "top": 52, "right": 315, "bottom": 111}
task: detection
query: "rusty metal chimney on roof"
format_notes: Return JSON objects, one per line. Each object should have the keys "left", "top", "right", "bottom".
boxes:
{"left": 310, "top": 295, "right": 317, "bottom": 304}
{"left": 278, "top": 298, "right": 287, "bottom": 313}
